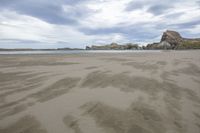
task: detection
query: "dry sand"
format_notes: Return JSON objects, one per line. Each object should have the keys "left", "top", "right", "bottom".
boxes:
{"left": 0, "top": 50, "right": 200, "bottom": 133}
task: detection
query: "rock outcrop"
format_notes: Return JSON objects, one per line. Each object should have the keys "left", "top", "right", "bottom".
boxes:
{"left": 85, "top": 30, "right": 200, "bottom": 50}
{"left": 146, "top": 30, "right": 200, "bottom": 49}
{"left": 161, "top": 30, "right": 183, "bottom": 48}
{"left": 146, "top": 41, "right": 171, "bottom": 50}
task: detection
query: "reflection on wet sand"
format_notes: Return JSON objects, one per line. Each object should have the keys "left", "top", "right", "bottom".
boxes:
{"left": 0, "top": 51, "right": 200, "bottom": 133}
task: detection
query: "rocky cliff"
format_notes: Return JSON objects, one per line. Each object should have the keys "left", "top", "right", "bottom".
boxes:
{"left": 146, "top": 30, "right": 200, "bottom": 49}
{"left": 161, "top": 30, "right": 183, "bottom": 48}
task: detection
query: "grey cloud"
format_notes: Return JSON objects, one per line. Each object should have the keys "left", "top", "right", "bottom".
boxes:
{"left": 169, "top": 19, "right": 200, "bottom": 29}
{"left": 147, "top": 4, "right": 173, "bottom": 15}
{"left": 0, "top": 38, "right": 42, "bottom": 43}
{"left": 57, "top": 41, "right": 69, "bottom": 44}
{"left": 164, "top": 12, "right": 184, "bottom": 18}
{"left": 197, "top": 0, "right": 200, "bottom": 5}
{"left": 125, "top": 1, "right": 145, "bottom": 11}
{"left": 80, "top": 22, "right": 160, "bottom": 41}
{"left": 0, "top": 0, "right": 91, "bottom": 25}
{"left": 197, "top": 0, "right": 200, "bottom": 9}
{"left": 125, "top": 0, "right": 181, "bottom": 14}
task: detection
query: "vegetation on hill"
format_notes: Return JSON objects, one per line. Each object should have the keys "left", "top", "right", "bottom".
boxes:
{"left": 177, "top": 41, "right": 200, "bottom": 49}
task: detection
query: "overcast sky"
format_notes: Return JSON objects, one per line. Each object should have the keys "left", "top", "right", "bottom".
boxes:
{"left": 0, "top": 0, "right": 200, "bottom": 48}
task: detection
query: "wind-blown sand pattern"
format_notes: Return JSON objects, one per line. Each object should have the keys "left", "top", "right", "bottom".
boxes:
{"left": 0, "top": 51, "right": 200, "bottom": 133}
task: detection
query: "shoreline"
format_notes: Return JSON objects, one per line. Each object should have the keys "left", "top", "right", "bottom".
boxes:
{"left": 0, "top": 49, "right": 200, "bottom": 55}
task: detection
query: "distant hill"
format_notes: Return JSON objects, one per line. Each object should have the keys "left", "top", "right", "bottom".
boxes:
{"left": 146, "top": 30, "right": 200, "bottom": 49}
{"left": 86, "top": 43, "right": 140, "bottom": 50}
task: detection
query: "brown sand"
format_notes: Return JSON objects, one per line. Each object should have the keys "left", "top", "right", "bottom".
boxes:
{"left": 0, "top": 50, "right": 200, "bottom": 133}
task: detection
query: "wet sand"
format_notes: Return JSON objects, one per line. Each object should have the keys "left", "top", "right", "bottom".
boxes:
{"left": 0, "top": 50, "right": 200, "bottom": 133}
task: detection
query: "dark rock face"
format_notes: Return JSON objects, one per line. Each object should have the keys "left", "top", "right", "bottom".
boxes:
{"left": 161, "top": 30, "right": 183, "bottom": 48}
{"left": 146, "top": 41, "right": 171, "bottom": 50}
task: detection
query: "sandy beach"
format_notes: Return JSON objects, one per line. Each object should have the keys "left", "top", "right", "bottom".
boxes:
{"left": 0, "top": 50, "right": 200, "bottom": 133}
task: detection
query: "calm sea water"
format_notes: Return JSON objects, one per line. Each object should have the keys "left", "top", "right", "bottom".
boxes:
{"left": 0, "top": 50, "right": 161, "bottom": 55}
